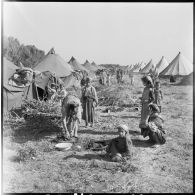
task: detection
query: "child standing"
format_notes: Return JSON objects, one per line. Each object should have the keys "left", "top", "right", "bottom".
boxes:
{"left": 139, "top": 75, "right": 155, "bottom": 131}
{"left": 106, "top": 124, "right": 133, "bottom": 162}
{"left": 154, "top": 81, "right": 163, "bottom": 113}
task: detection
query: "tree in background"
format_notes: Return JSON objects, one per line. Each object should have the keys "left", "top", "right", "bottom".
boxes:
{"left": 3, "top": 36, "right": 45, "bottom": 68}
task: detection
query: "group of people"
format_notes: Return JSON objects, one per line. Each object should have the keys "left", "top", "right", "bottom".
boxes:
{"left": 105, "top": 74, "right": 165, "bottom": 162}
{"left": 44, "top": 83, "right": 67, "bottom": 103}
{"left": 51, "top": 73, "right": 166, "bottom": 163}
{"left": 139, "top": 75, "right": 165, "bottom": 145}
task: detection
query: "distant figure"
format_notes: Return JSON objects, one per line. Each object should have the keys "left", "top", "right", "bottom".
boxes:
{"left": 116, "top": 70, "right": 120, "bottom": 84}
{"left": 81, "top": 77, "right": 98, "bottom": 127}
{"left": 102, "top": 71, "right": 107, "bottom": 85}
{"left": 170, "top": 75, "right": 176, "bottom": 83}
{"left": 120, "top": 69, "right": 123, "bottom": 83}
{"left": 154, "top": 81, "right": 163, "bottom": 113}
{"left": 139, "top": 75, "right": 155, "bottom": 130}
{"left": 106, "top": 124, "right": 133, "bottom": 162}
{"left": 142, "top": 103, "right": 166, "bottom": 145}
{"left": 106, "top": 73, "right": 111, "bottom": 86}
{"left": 129, "top": 73, "right": 134, "bottom": 85}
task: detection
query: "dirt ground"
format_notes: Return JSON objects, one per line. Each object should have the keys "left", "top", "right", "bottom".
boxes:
{"left": 2, "top": 74, "right": 193, "bottom": 193}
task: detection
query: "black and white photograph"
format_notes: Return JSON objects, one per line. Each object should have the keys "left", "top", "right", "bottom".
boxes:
{"left": 2, "top": 2, "right": 193, "bottom": 193}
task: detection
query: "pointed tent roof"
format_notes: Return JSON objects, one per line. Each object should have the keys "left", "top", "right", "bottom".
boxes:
{"left": 179, "top": 72, "right": 193, "bottom": 85}
{"left": 68, "top": 56, "right": 89, "bottom": 72}
{"left": 91, "top": 61, "right": 102, "bottom": 70}
{"left": 140, "top": 59, "right": 155, "bottom": 73}
{"left": 34, "top": 48, "right": 73, "bottom": 77}
{"left": 91, "top": 61, "right": 96, "bottom": 65}
{"left": 83, "top": 60, "right": 98, "bottom": 72}
{"left": 139, "top": 62, "right": 146, "bottom": 70}
{"left": 160, "top": 52, "right": 193, "bottom": 76}
{"left": 131, "top": 62, "right": 142, "bottom": 72}
{"left": 155, "top": 56, "right": 169, "bottom": 74}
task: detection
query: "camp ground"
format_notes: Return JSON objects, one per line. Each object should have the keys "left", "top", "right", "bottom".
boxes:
{"left": 2, "top": 2, "right": 193, "bottom": 194}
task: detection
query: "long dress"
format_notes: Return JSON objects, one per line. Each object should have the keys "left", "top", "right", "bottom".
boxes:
{"left": 154, "top": 89, "right": 162, "bottom": 112}
{"left": 81, "top": 85, "right": 98, "bottom": 124}
{"left": 139, "top": 86, "right": 155, "bottom": 129}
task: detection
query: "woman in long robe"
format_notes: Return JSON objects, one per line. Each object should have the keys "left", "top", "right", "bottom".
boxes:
{"left": 139, "top": 75, "right": 155, "bottom": 136}
{"left": 81, "top": 77, "right": 98, "bottom": 127}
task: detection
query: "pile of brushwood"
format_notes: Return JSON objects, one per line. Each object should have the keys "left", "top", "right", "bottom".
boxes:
{"left": 21, "top": 99, "right": 62, "bottom": 130}
{"left": 97, "top": 85, "right": 141, "bottom": 107}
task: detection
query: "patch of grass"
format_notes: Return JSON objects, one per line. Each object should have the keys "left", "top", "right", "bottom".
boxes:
{"left": 16, "top": 143, "right": 37, "bottom": 162}
{"left": 170, "top": 112, "right": 183, "bottom": 119}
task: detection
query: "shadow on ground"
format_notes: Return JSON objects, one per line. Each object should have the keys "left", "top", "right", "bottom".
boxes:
{"left": 8, "top": 121, "right": 61, "bottom": 144}
{"left": 132, "top": 139, "right": 155, "bottom": 148}
{"left": 78, "top": 129, "right": 118, "bottom": 135}
{"left": 63, "top": 153, "right": 111, "bottom": 162}
{"left": 120, "top": 115, "right": 140, "bottom": 119}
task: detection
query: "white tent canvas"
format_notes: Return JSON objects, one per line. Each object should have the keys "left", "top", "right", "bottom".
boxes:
{"left": 68, "top": 56, "right": 89, "bottom": 72}
{"left": 140, "top": 59, "right": 155, "bottom": 73}
{"left": 179, "top": 72, "right": 193, "bottom": 85}
{"left": 160, "top": 52, "right": 193, "bottom": 76}
{"left": 34, "top": 49, "right": 73, "bottom": 77}
{"left": 155, "top": 56, "right": 169, "bottom": 74}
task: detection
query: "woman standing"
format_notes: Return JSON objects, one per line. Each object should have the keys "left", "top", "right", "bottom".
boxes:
{"left": 139, "top": 75, "right": 155, "bottom": 135}
{"left": 81, "top": 77, "right": 98, "bottom": 127}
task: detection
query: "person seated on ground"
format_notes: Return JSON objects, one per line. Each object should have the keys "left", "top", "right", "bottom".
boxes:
{"left": 141, "top": 103, "right": 166, "bottom": 145}
{"left": 106, "top": 124, "right": 133, "bottom": 162}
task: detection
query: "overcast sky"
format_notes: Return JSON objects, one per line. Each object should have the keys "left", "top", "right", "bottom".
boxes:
{"left": 3, "top": 2, "right": 193, "bottom": 66}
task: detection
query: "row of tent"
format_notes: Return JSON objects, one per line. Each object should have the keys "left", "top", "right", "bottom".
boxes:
{"left": 34, "top": 48, "right": 104, "bottom": 78}
{"left": 128, "top": 52, "right": 193, "bottom": 76}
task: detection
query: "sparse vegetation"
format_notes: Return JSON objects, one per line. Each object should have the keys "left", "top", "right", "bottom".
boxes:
{"left": 3, "top": 74, "right": 193, "bottom": 193}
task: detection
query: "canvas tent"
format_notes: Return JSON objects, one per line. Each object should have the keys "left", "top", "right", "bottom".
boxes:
{"left": 140, "top": 59, "right": 155, "bottom": 73}
{"left": 91, "top": 61, "right": 101, "bottom": 70}
{"left": 3, "top": 58, "right": 63, "bottom": 113}
{"left": 68, "top": 56, "right": 89, "bottom": 73}
{"left": 34, "top": 48, "right": 73, "bottom": 77}
{"left": 3, "top": 58, "right": 24, "bottom": 113}
{"left": 130, "top": 63, "right": 142, "bottom": 72}
{"left": 155, "top": 56, "right": 169, "bottom": 74}
{"left": 179, "top": 72, "right": 193, "bottom": 85}
{"left": 3, "top": 57, "right": 19, "bottom": 84}
{"left": 160, "top": 52, "right": 193, "bottom": 76}
{"left": 83, "top": 60, "right": 98, "bottom": 72}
